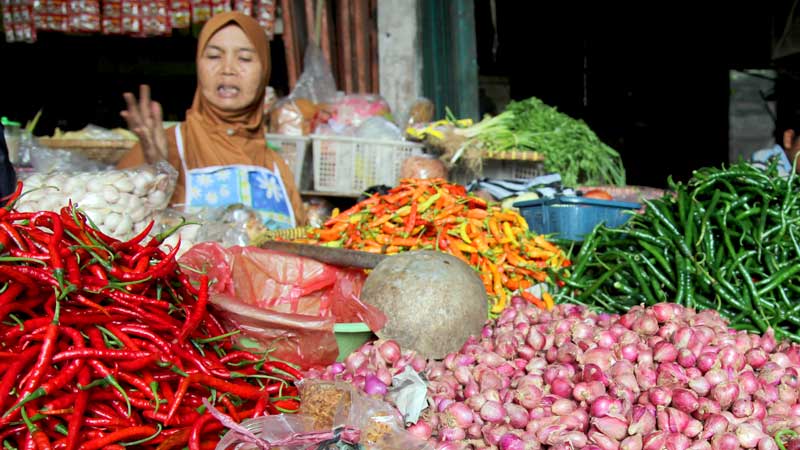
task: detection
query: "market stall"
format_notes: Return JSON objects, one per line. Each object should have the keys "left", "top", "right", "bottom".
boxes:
{"left": 1, "top": 86, "right": 800, "bottom": 450}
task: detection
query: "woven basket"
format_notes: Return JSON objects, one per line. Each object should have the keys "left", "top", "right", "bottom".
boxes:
{"left": 37, "top": 138, "right": 136, "bottom": 165}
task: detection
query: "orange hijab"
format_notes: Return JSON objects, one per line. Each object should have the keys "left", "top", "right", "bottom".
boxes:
{"left": 182, "top": 11, "right": 271, "bottom": 167}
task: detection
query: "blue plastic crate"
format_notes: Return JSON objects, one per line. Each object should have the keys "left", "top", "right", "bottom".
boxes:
{"left": 514, "top": 196, "right": 641, "bottom": 241}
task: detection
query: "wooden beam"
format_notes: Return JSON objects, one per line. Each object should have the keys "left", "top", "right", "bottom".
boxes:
{"left": 281, "top": 0, "right": 301, "bottom": 88}
{"left": 353, "top": 0, "right": 368, "bottom": 93}
{"left": 369, "top": 0, "right": 378, "bottom": 93}
{"left": 338, "top": 0, "right": 354, "bottom": 92}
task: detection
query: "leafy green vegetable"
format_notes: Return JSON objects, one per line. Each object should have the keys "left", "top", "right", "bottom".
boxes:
{"left": 456, "top": 97, "right": 625, "bottom": 187}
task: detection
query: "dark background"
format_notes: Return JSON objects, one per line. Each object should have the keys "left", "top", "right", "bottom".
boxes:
{"left": 1, "top": 1, "right": 799, "bottom": 188}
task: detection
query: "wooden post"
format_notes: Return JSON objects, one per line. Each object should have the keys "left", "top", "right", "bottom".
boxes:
{"left": 281, "top": 0, "right": 301, "bottom": 88}
{"left": 369, "top": 0, "right": 378, "bottom": 94}
{"left": 339, "top": 0, "right": 354, "bottom": 93}
{"left": 353, "top": 0, "right": 369, "bottom": 93}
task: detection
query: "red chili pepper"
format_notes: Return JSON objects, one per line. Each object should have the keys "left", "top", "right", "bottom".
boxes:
{"left": 0, "top": 221, "right": 28, "bottom": 251}
{"left": 0, "top": 266, "right": 42, "bottom": 295}
{"left": 41, "top": 393, "right": 76, "bottom": 413}
{"left": 117, "top": 353, "right": 160, "bottom": 372}
{"left": 104, "top": 289, "right": 171, "bottom": 311}
{"left": 105, "top": 305, "right": 180, "bottom": 331}
{"left": 59, "top": 311, "right": 125, "bottom": 326}
{"left": 219, "top": 351, "right": 260, "bottom": 365}
{"left": 0, "top": 345, "right": 39, "bottom": 411}
{"left": 179, "top": 274, "right": 208, "bottom": 342}
{"left": 0, "top": 181, "right": 23, "bottom": 210}
{"left": 110, "top": 242, "right": 180, "bottom": 282}
{"left": 85, "top": 264, "right": 107, "bottom": 283}
{"left": 115, "top": 324, "right": 174, "bottom": 359}
{"left": 170, "top": 343, "right": 215, "bottom": 377}
{"left": 112, "top": 220, "right": 154, "bottom": 253}
{"left": 6, "top": 352, "right": 85, "bottom": 416}
{"left": 3, "top": 300, "right": 60, "bottom": 425}
{"left": 188, "top": 414, "right": 216, "bottom": 450}
{"left": 78, "top": 425, "right": 157, "bottom": 450}
{"left": 64, "top": 252, "right": 81, "bottom": 288}
{"left": 21, "top": 405, "right": 52, "bottom": 450}
{"left": 52, "top": 348, "right": 153, "bottom": 363}
{"left": 65, "top": 367, "right": 89, "bottom": 450}
{"left": 0, "top": 424, "right": 26, "bottom": 443}
{"left": 218, "top": 395, "right": 241, "bottom": 423}
{"left": 165, "top": 374, "right": 280, "bottom": 424}
{"left": 263, "top": 360, "right": 304, "bottom": 381}
{"left": 141, "top": 409, "right": 199, "bottom": 426}
{"left": 31, "top": 212, "right": 65, "bottom": 289}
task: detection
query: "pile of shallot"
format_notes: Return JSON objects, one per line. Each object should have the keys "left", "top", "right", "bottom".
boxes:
{"left": 307, "top": 299, "right": 800, "bottom": 450}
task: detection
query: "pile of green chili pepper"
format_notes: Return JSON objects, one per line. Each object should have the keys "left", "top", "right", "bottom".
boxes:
{"left": 557, "top": 161, "right": 800, "bottom": 342}
{"left": 0, "top": 183, "right": 302, "bottom": 450}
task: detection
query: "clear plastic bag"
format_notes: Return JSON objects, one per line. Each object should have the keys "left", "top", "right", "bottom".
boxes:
{"left": 18, "top": 160, "right": 178, "bottom": 241}
{"left": 355, "top": 117, "right": 402, "bottom": 141}
{"left": 213, "top": 380, "right": 434, "bottom": 450}
{"left": 332, "top": 94, "right": 393, "bottom": 128}
{"left": 289, "top": 43, "right": 339, "bottom": 105}
{"left": 269, "top": 97, "right": 318, "bottom": 136}
{"left": 29, "top": 143, "right": 111, "bottom": 173}
{"left": 178, "top": 243, "right": 386, "bottom": 368}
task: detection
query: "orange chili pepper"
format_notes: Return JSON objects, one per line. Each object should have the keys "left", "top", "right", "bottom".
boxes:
{"left": 404, "top": 202, "right": 418, "bottom": 235}
{"left": 466, "top": 208, "right": 488, "bottom": 220}
{"left": 473, "top": 236, "right": 490, "bottom": 253}
{"left": 504, "top": 245, "right": 527, "bottom": 267}
{"left": 505, "top": 277, "right": 520, "bottom": 291}
{"left": 434, "top": 204, "right": 464, "bottom": 221}
{"left": 446, "top": 236, "right": 468, "bottom": 263}
{"left": 520, "top": 290, "right": 546, "bottom": 309}
{"left": 391, "top": 237, "right": 420, "bottom": 247}
{"left": 488, "top": 218, "right": 503, "bottom": 242}
{"left": 533, "top": 235, "right": 560, "bottom": 254}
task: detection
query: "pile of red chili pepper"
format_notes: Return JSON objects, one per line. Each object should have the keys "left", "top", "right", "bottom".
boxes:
{"left": 295, "top": 178, "right": 570, "bottom": 315}
{"left": 0, "top": 184, "right": 302, "bottom": 450}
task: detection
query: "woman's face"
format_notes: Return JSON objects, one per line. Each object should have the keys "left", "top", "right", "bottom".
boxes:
{"left": 198, "top": 24, "right": 264, "bottom": 112}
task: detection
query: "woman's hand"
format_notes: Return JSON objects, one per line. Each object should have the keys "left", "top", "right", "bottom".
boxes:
{"left": 121, "top": 84, "right": 169, "bottom": 164}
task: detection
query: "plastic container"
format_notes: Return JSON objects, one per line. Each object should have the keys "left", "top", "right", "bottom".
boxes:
{"left": 514, "top": 195, "right": 641, "bottom": 241}
{"left": 2, "top": 117, "right": 21, "bottom": 165}
{"left": 265, "top": 133, "right": 312, "bottom": 190}
{"left": 311, "top": 135, "right": 424, "bottom": 195}
{"left": 334, "top": 322, "right": 374, "bottom": 361}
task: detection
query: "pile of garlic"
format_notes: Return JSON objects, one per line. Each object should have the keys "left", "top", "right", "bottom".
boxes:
{"left": 19, "top": 166, "right": 176, "bottom": 241}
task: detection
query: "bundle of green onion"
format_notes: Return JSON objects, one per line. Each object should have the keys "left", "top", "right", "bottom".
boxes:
{"left": 456, "top": 97, "right": 625, "bottom": 187}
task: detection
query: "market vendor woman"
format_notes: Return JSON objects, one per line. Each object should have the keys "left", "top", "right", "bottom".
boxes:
{"left": 117, "top": 11, "right": 305, "bottom": 228}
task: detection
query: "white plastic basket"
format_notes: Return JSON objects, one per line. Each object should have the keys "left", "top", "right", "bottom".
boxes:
{"left": 311, "top": 135, "right": 425, "bottom": 194}
{"left": 265, "top": 134, "right": 312, "bottom": 190}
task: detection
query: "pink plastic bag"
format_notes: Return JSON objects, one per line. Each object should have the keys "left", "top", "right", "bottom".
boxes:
{"left": 179, "top": 243, "right": 386, "bottom": 369}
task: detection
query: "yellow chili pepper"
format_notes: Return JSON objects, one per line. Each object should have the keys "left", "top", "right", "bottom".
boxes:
{"left": 503, "top": 221, "right": 519, "bottom": 247}
{"left": 395, "top": 205, "right": 412, "bottom": 217}
{"left": 543, "top": 291, "right": 554, "bottom": 310}
{"left": 490, "top": 263, "right": 506, "bottom": 314}
{"left": 457, "top": 242, "right": 478, "bottom": 253}
{"left": 458, "top": 222, "right": 472, "bottom": 244}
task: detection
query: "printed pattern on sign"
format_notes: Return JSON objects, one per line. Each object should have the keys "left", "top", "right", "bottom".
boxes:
{"left": 186, "top": 166, "right": 240, "bottom": 208}
{"left": 247, "top": 168, "right": 292, "bottom": 226}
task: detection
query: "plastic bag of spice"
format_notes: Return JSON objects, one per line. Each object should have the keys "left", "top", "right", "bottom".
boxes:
{"left": 212, "top": 380, "right": 434, "bottom": 450}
